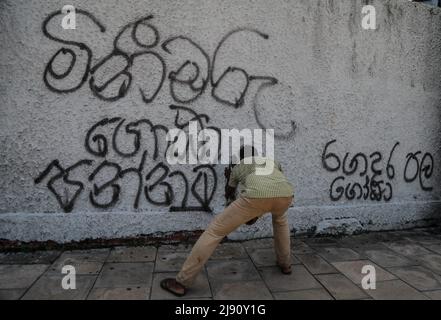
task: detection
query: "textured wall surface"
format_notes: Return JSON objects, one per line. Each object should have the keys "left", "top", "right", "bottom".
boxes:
{"left": 0, "top": 0, "right": 440, "bottom": 242}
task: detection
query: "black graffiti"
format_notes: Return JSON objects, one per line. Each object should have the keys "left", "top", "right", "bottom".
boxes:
{"left": 42, "top": 9, "right": 105, "bottom": 93}
{"left": 404, "top": 151, "right": 434, "bottom": 191}
{"left": 386, "top": 141, "right": 400, "bottom": 179}
{"left": 35, "top": 106, "right": 219, "bottom": 213}
{"left": 85, "top": 117, "right": 121, "bottom": 157}
{"left": 162, "top": 36, "right": 210, "bottom": 104}
{"left": 88, "top": 160, "right": 123, "bottom": 209}
{"left": 322, "top": 140, "right": 341, "bottom": 172}
{"left": 323, "top": 140, "right": 434, "bottom": 202}
{"left": 42, "top": 10, "right": 296, "bottom": 137}
{"left": 323, "top": 140, "right": 399, "bottom": 202}
{"left": 34, "top": 159, "right": 94, "bottom": 213}
{"left": 190, "top": 165, "right": 217, "bottom": 212}
{"left": 210, "top": 28, "right": 295, "bottom": 139}
{"left": 211, "top": 28, "right": 264, "bottom": 107}
{"left": 329, "top": 175, "right": 393, "bottom": 202}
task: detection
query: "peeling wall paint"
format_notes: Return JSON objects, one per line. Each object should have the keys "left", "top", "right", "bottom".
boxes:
{"left": 0, "top": 0, "right": 440, "bottom": 242}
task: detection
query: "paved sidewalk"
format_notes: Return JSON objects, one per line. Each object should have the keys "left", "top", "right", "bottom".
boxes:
{"left": 1, "top": 228, "right": 441, "bottom": 300}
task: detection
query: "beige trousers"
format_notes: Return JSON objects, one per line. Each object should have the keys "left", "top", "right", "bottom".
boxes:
{"left": 176, "top": 196, "right": 293, "bottom": 287}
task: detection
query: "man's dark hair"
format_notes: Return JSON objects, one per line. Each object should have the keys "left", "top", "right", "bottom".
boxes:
{"left": 239, "top": 145, "right": 258, "bottom": 160}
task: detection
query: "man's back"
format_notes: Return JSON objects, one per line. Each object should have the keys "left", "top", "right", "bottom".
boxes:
{"left": 228, "top": 156, "right": 294, "bottom": 199}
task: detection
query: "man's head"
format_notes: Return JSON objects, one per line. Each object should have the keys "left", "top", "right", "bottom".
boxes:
{"left": 237, "top": 145, "right": 274, "bottom": 176}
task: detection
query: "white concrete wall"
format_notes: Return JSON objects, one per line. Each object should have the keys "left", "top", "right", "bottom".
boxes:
{"left": 1, "top": 0, "right": 440, "bottom": 242}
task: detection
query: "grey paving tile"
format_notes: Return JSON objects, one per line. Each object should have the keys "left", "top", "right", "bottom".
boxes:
{"left": 335, "top": 236, "right": 361, "bottom": 247}
{"left": 107, "top": 246, "right": 157, "bottom": 262}
{"left": 212, "top": 280, "right": 273, "bottom": 300}
{"left": 360, "top": 280, "right": 429, "bottom": 300}
{"left": 315, "top": 247, "right": 363, "bottom": 262}
{"left": 421, "top": 227, "right": 441, "bottom": 234}
{"left": 206, "top": 259, "right": 260, "bottom": 282}
{"left": 259, "top": 265, "right": 322, "bottom": 292}
{"left": 57, "top": 249, "right": 110, "bottom": 263}
{"left": 0, "top": 289, "right": 26, "bottom": 300}
{"left": 379, "top": 231, "right": 414, "bottom": 242}
{"left": 316, "top": 274, "right": 369, "bottom": 300}
{"left": 387, "top": 230, "right": 428, "bottom": 237}
{"left": 391, "top": 229, "right": 435, "bottom": 239}
{"left": 0, "top": 251, "right": 61, "bottom": 265}
{"left": 0, "top": 264, "right": 48, "bottom": 289}
{"left": 291, "top": 239, "right": 315, "bottom": 254}
{"left": 5, "top": 230, "right": 441, "bottom": 301}
{"left": 351, "top": 244, "right": 392, "bottom": 255}
{"left": 87, "top": 286, "right": 150, "bottom": 300}
{"left": 158, "top": 243, "right": 193, "bottom": 253}
{"left": 361, "top": 248, "right": 416, "bottom": 268}
{"left": 47, "top": 257, "right": 103, "bottom": 275}
{"left": 383, "top": 241, "right": 432, "bottom": 257}
{"left": 387, "top": 266, "right": 441, "bottom": 291}
{"left": 338, "top": 233, "right": 384, "bottom": 245}
{"left": 331, "top": 260, "right": 396, "bottom": 285}
{"left": 242, "top": 238, "right": 274, "bottom": 250}
{"left": 295, "top": 253, "right": 337, "bottom": 275}
{"left": 151, "top": 271, "right": 211, "bottom": 300}
{"left": 304, "top": 237, "right": 340, "bottom": 247}
{"left": 422, "top": 243, "right": 441, "bottom": 255}
{"left": 404, "top": 235, "right": 441, "bottom": 245}
{"left": 22, "top": 274, "right": 96, "bottom": 300}
{"left": 210, "top": 243, "right": 247, "bottom": 260}
{"left": 94, "top": 262, "right": 153, "bottom": 288}
{"left": 413, "top": 254, "right": 441, "bottom": 275}
{"left": 155, "top": 251, "right": 188, "bottom": 272}
{"left": 423, "top": 290, "right": 441, "bottom": 300}
{"left": 336, "top": 234, "right": 384, "bottom": 248}
{"left": 336, "top": 242, "right": 384, "bottom": 253}
{"left": 273, "top": 288, "right": 333, "bottom": 300}
{"left": 248, "top": 247, "right": 299, "bottom": 267}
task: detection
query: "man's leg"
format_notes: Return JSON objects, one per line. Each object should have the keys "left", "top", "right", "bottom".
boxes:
{"left": 175, "top": 197, "right": 268, "bottom": 288}
{"left": 271, "top": 197, "right": 293, "bottom": 269}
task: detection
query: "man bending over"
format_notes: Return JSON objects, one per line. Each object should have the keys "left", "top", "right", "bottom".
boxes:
{"left": 161, "top": 146, "right": 294, "bottom": 296}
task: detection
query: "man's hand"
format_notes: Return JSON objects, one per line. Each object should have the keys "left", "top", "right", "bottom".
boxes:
{"left": 224, "top": 166, "right": 236, "bottom": 204}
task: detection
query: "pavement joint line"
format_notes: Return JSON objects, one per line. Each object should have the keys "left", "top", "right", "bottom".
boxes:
{"left": 17, "top": 263, "right": 51, "bottom": 300}
{"left": 316, "top": 268, "right": 371, "bottom": 300}
{"left": 148, "top": 247, "right": 160, "bottom": 300}
{"left": 384, "top": 265, "right": 440, "bottom": 294}
{"left": 85, "top": 249, "right": 111, "bottom": 300}
{"left": 299, "top": 255, "right": 336, "bottom": 300}
{"left": 204, "top": 265, "right": 214, "bottom": 299}
{"left": 242, "top": 242, "right": 275, "bottom": 300}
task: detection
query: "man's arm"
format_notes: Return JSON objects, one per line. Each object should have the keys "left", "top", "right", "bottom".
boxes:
{"left": 224, "top": 165, "right": 258, "bottom": 225}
